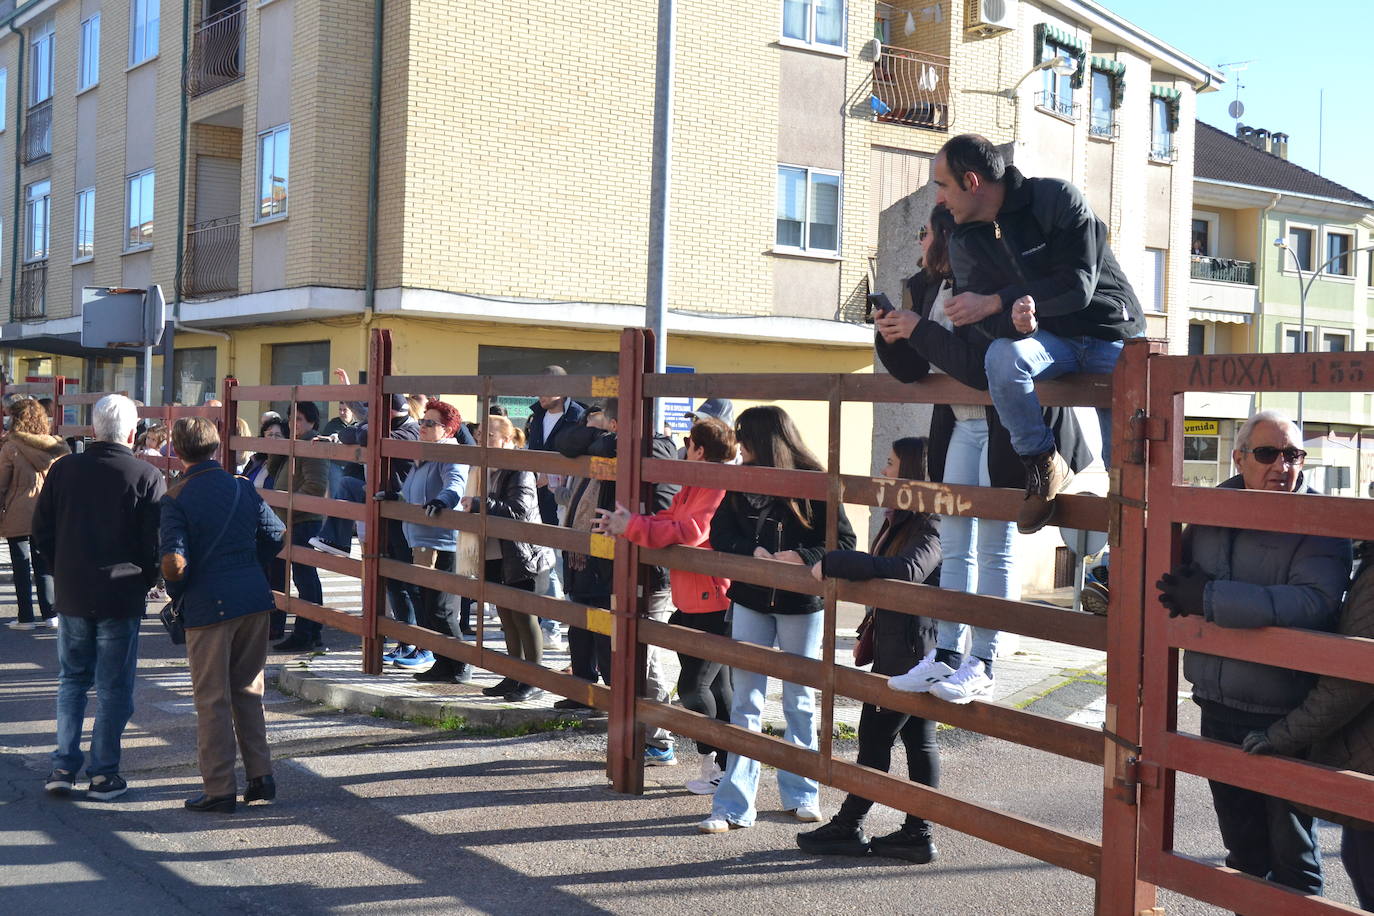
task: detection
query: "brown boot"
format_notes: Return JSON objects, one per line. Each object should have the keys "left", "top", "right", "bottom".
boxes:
{"left": 1018, "top": 450, "right": 1074, "bottom": 534}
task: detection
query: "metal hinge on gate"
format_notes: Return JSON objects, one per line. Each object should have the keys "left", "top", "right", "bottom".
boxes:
{"left": 1127, "top": 409, "right": 1167, "bottom": 465}
{"left": 1124, "top": 757, "right": 1163, "bottom": 794}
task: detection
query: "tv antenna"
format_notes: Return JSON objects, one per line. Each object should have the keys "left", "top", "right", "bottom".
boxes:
{"left": 1217, "top": 59, "right": 1254, "bottom": 120}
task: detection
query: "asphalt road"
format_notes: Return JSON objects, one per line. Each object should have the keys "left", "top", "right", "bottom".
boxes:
{"left": 0, "top": 619, "right": 1360, "bottom": 914}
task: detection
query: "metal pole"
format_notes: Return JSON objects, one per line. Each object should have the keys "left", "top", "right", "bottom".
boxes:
{"left": 643, "top": 0, "right": 676, "bottom": 432}
{"left": 142, "top": 345, "right": 153, "bottom": 405}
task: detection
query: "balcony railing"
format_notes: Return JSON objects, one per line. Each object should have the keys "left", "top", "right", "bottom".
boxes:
{"left": 15, "top": 260, "right": 47, "bottom": 320}
{"left": 1088, "top": 116, "right": 1119, "bottom": 140}
{"left": 871, "top": 47, "right": 950, "bottom": 132}
{"left": 22, "top": 100, "right": 52, "bottom": 163}
{"left": 1034, "top": 90, "right": 1080, "bottom": 122}
{"left": 1150, "top": 142, "right": 1178, "bottom": 163}
{"left": 186, "top": 1, "right": 246, "bottom": 97}
{"left": 1190, "top": 256, "right": 1256, "bottom": 285}
{"left": 180, "top": 216, "right": 240, "bottom": 299}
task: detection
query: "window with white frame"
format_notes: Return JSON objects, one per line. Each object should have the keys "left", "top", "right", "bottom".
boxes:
{"left": 1287, "top": 225, "right": 1314, "bottom": 271}
{"left": 776, "top": 166, "right": 840, "bottom": 254}
{"left": 1141, "top": 247, "right": 1166, "bottom": 312}
{"left": 781, "top": 0, "right": 844, "bottom": 50}
{"left": 1150, "top": 97, "right": 1174, "bottom": 160}
{"left": 125, "top": 169, "right": 154, "bottom": 249}
{"left": 1326, "top": 231, "right": 1353, "bottom": 276}
{"left": 1282, "top": 327, "right": 1313, "bottom": 353}
{"left": 130, "top": 0, "right": 159, "bottom": 66}
{"left": 79, "top": 14, "right": 100, "bottom": 91}
{"left": 1089, "top": 69, "right": 1114, "bottom": 137}
{"left": 1322, "top": 331, "right": 1350, "bottom": 352}
{"left": 30, "top": 19, "right": 53, "bottom": 106}
{"left": 257, "top": 124, "right": 290, "bottom": 219}
{"left": 25, "top": 180, "right": 50, "bottom": 262}
{"left": 74, "top": 188, "right": 94, "bottom": 260}
{"left": 1039, "top": 41, "right": 1077, "bottom": 116}
{"left": 1368, "top": 250, "right": 1374, "bottom": 288}
{"left": 0, "top": 69, "right": 8, "bottom": 130}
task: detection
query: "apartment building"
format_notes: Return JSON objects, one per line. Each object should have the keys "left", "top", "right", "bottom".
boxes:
{"left": 1183, "top": 121, "right": 1374, "bottom": 494}
{"left": 0, "top": 0, "right": 1217, "bottom": 482}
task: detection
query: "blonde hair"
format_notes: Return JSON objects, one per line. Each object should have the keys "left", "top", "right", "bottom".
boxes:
{"left": 405, "top": 394, "right": 424, "bottom": 420}
{"left": 485, "top": 415, "right": 525, "bottom": 448}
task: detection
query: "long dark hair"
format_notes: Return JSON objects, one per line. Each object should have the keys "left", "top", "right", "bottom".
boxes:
{"left": 891, "top": 436, "right": 928, "bottom": 482}
{"left": 923, "top": 204, "right": 956, "bottom": 280}
{"left": 735, "top": 405, "right": 823, "bottom": 527}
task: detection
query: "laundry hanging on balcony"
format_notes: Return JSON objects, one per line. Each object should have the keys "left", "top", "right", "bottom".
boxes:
{"left": 871, "top": 95, "right": 892, "bottom": 116}
{"left": 918, "top": 64, "right": 941, "bottom": 92}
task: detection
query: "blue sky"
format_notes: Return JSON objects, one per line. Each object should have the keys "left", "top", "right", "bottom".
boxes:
{"left": 1103, "top": 0, "right": 1369, "bottom": 200}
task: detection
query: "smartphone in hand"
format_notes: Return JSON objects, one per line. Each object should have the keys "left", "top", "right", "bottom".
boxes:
{"left": 866, "top": 292, "right": 895, "bottom": 323}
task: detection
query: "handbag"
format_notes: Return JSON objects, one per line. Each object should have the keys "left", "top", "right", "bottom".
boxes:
{"left": 160, "top": 474, "right": 242, "bottom": 646}
{"left": 456, "top": 468, "right": 484, "bottom": 579}
{"left": 853, "top": 610, "right": 876, "bottom": 667}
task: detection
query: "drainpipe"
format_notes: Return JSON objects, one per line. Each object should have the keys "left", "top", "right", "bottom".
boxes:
{"left": 164, "top": 0, "right": 193, "bottom": 403}
{"left": 8, "top": 22, "right": 24, "bottom": 320}
{"left": 361, "top": 0, "right": 384, "bottom": 349}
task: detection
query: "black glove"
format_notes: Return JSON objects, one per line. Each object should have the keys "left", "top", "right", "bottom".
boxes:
{"left": 423, "top": 499, "right": 446, "bottom": 518}
{"left": 372, "top": 490, "right": 397, "bottom": 502}
{"left": 1242, "top": 730, "right": 1275, "bottom": 755}
{"left": 1156, "top": 563, "right": 1212, "bottom": 618}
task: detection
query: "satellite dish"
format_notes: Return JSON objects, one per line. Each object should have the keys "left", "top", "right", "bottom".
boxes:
{"left": 860, "top": 38, "right": 882, "bottom": 62}
{"left": 1228, "top": 99, "right": 1245, "bottom": 119}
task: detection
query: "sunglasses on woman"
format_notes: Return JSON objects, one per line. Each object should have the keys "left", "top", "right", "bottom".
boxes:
{"left": 1241, "top": 446, "right": 1306, "bottom": 466}
{"left": 917, "top": 226, "right": 929, "bottom": 242}
{"left": 418, "top": 418, "right": 444, "bottom": 429}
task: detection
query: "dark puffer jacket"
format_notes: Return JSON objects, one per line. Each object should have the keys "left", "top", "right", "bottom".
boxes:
{"left": 1182, "top": 474, "right": 1351, "bottom": 717}
{"left": 478, "top": 467, "right": 554, "bottom": 585}
{"left": 1264, "top": 561, "right": 1374, "bottom": 830}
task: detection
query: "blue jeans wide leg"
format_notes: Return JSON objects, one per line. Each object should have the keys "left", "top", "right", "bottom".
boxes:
{"left": 320, "top": 475, "right": 364, "bottom": 549}
{"left": 712, "top": 604, "right": 822, "bottom": 826}
{"left": 53, "top": 617, "right": 97, "bottom": 774}
{"left": 935, "top": 419, "right": 1016, "bottom": 660}
{"left": 289, "top": 520, "right": 325, "bottom": 640}
{"left": 8, "top": 536, "right": 38, "bottom": 623}
{"left": 53, "top": 616, "right": 141, "bottom": 777}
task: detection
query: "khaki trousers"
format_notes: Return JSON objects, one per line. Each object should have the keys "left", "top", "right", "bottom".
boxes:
{"left": 185, "top": 611, "right": 272, "bottom": 796}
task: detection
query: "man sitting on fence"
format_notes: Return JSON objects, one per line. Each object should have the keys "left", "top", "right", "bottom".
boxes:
{"left": 931, "top": 133, "right": 1144, "bottom": 533}
{"left": 1156, "top": 408, "right": 1350, "bottom": 898}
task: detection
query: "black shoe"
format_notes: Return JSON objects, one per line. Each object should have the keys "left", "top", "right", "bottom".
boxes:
{"left": 268, "top": 629, "right": 286, "bottom": 641}
{"left": 870, "top": 826, "right": 937, "bottom": 864}
{"left": 482, "top": 678, "right": 518, "bottom": 697}
{"left": 273, "top": 636, "right": 312, "bottom": 652}
{"left": 796, "top": 818, "right": 870, "bottom": 857}
{"left": 504, "top": 684, "right": 544, "bottom": 702}
{"left": 244, "top": 775, "right": 276, "bottom": 804}
{"left": 459, "top": 625, "right": 476, "bottom": 636}
{"left": 414, "top": 667, "right": 458, "bottom": 683}
{"left": 185, "top": 793, "right": 237, "bottom": 813}
{"left": 553, "top": 697, "right": 592, "bottom": 710}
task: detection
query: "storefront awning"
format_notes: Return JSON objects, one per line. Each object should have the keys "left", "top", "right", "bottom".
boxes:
{"left": 1190, "top": 308, "right": 1252, "bottom": 324}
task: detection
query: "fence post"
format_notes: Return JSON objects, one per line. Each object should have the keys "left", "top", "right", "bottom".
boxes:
{"left": 360, "top": 329, "right": 392, "bottom": 676}
{"left": 221, "top": 377, "right": 239, "bottom": 473}
{"left": 608, "top": 327, "right": 650, "bottom": 794}
{"left": 1096, "top": 337, "right": 1163, "bottom": 915}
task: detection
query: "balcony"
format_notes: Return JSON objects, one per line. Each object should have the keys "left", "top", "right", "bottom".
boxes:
{"left": 185, "top": 2, "right": 246, "bottom": 97}
{"left": 1034, "top": 90, "right": 1080, "bottom": 123}
{"left": 1088, "top": 115, "right": 1119, "bottom": 141}
{"left": 1150, "top": 142, "right": 1178, "bottom": 163}
{"left": 15, "top": 260, "right": 46, "bottom": 320}
{"left": 22, "top": 100, "right": 51, "bottom": 163}
{"left": 1190, "top": 256, "right": 1256, "bottom": 285}
{"left": 871, "top": 48, "right": 950, "bottom": 132}
{"left": 180, "top": 216, "right": 240, "bottom": 299}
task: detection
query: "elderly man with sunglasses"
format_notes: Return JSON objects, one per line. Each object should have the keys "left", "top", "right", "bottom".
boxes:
{"left": 1157, "top": 408, "right": 1351, "bottom": 898}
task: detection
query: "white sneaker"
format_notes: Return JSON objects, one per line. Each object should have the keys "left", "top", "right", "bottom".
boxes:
{"left": 887, "top": 651, "right": 957, "bottom": 693}
{"left": 7, "top": 620, "right": 37, "bottom": 630}
{"left": 696, "top": 816, "right": 736, "bottom": 834}
{"left": 542, "top": 630, "right": 566, "bottom": 651}
{"left": 790, "top": 805, "right": 823, "bottom": 823}
{"left": 685, "top": 753, "right": 723, "bottom": 795}
{"left": 307, "top": 536, "right": 351, "bottom": 558}
{"left": 43, "top": 616, "right": 58, "bottom": 628}
{"left": 930, "top": 657, "right": 995, "bottom": 704}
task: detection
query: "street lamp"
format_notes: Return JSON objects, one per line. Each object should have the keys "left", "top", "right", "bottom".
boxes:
{"left": 1272, "top": 237, "right": 1374, "bottom": 427}
{"left": 1001, "top": 55, "right": 1075, "bottom": 99}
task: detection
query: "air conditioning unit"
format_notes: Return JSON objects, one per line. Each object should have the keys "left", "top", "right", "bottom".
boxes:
{"left": 965, "top": 0, "right": 1017, "bottom": 38}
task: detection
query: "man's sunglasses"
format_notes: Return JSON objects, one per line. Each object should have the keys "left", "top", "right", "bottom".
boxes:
{"left": 1242, "top": 446, "right": 1307, "bottom": 466}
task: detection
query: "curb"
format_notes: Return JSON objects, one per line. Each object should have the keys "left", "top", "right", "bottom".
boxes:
{"left": 274, "top": 663, "right": 605, "bottom": 733}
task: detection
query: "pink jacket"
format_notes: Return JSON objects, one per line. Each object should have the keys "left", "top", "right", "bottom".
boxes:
{"left": 623, "top": 484, "right": 730, "bottom": 613}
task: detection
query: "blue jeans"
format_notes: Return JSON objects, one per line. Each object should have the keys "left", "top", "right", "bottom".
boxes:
{"left": 8, "top": 536, "right": 54, "bottom": 622}
{"left": 319, "top": 474, "right": 365, "bottom": 549}
{"left": 936, "top": 419, "right": 1015, "bottom": 661}
{"left": 1200, "top": 711, "right": 1323, "bottom": 895}
{"left": 53, "top": 615, "right": 141, "bottom": 778}
{"left": 984, "top": 331, "right": 1125, "bottom": 464}
{"left": 536, "top": 555, "right": 564, "bottom": 637}
{"left": 712, "top": 603, "right": 823, "bottom": 826}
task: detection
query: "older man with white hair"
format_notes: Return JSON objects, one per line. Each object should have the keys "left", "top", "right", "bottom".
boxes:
{"left": 33, "top": 394, "right": 166, "bottom": 802}
{"left": 1157, "top": 408, "right": 1351, "bottom": 897}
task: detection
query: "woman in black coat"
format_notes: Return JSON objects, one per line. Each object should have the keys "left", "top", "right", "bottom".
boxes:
{"left": 796, "top": 437, "right": 942, "bottom": 863}
{"left": 875, "top": 204, "right": 1092, "bottom": 705}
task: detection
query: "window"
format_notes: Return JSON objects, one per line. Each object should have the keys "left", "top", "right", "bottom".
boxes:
{"left": 25, "top": 180, "right": 50, "bottom": 262}
{"left": 1282, "top": 327, "right": 1313, "bottom": 353}
{"left": 79, "top": 14, "right": 100, "bottom": 91}
{"left": 257, "top": 124, "right": 290, "bottom": 219}
{"left": 29, "top": 19, "right": 53, "bottom": 106}
{"left": 173, "top": 347, "right": 217, "bottom": 406}
{"left": 125, "top": 169, "right": 155, "bottom": 249}
{"left": 1141, "top": 247, "right": 1165, "bottom": 312}
{"left": 74, "top": 188, "right": 94, "bottom": 260}
{"left": 0, "top": 68, "right": 7, "bottom": 130}
{"left": 1326, "top": 231, "right": 1353, "bottom": 276}
{"left": 1150, "top": 97, "right": 1174, "bottom": 160}
{"left": 1323, "top": 332, "right": 1349, "bottom": 352}
{"left": 1190, "top": 218, "right": 1211, "bottom": 256}
{"left": 130, "top": 0, "right": 159, "bottom": 66}
{"left": 1368, "top": 250, "right": 1374, "bottom": 287}
{"left": 776, "top": 166, "right": 840, "bottom": 254}
{"left": 1089, "top": 69, "right": 1114, "bottom": 138}
{"left": 1040, "top": 42, "right": 1076, "bottom": 115}
{"left": 781, "top": 0, "right": 844, "bottom": 49}
{"left": 1287, "top": 226, "right": 1314, "bottom": 271}
{"left": 1187, "top": 323, "right": 1206, "bottom": 356}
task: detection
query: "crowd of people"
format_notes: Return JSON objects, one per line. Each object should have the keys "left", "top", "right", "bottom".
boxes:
{"left": 6, "top": 132, "right": 1373, "bottom": 908}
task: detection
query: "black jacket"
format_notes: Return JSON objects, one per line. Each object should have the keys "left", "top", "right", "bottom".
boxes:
{"left": 949, "top": 165, "right": 1144, "bottom": 342}
{"left": 711, "top": 489, "right": 857, "bottom": 615}
{"left": 479, "top": 467, "right": 554, "bottom": 585}
{"left": 338, "top": 415, "right": 422, "bottom": 495}
{"left": 526, "top": 399, "right": 588, "bottom": 526}
{"left": 558, "top": 425, "right": 678, "bottom": 602}
{"left": 822, "top": 510, "right": 940, "bottom": 676}
{"left": 33, "top": 441, "right": 167, "bottom": 618}
{"left": 878, "top": 269, "right": 1093, "bottom": 486}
